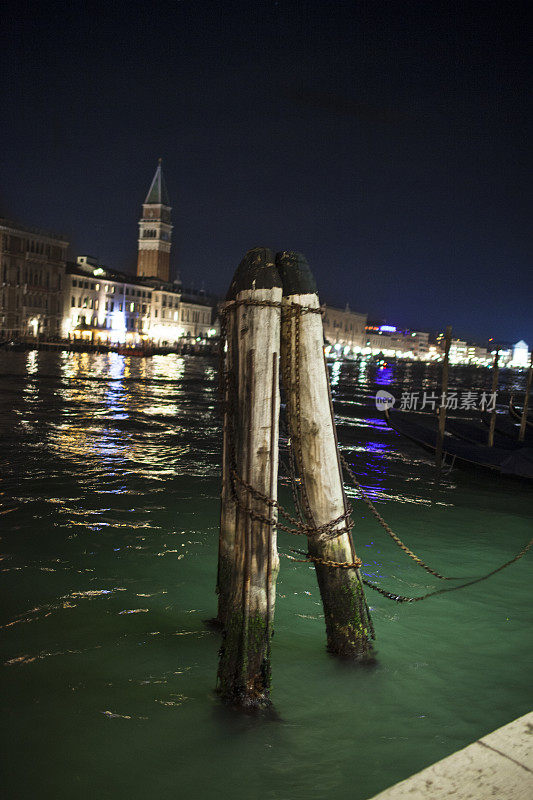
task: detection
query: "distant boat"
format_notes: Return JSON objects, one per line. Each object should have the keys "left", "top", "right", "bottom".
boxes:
{"left": 116, "top": 346, "right": 151, "bottom": 357}
{"left": 385, "top": 409, "right": 533, "bottom": 481}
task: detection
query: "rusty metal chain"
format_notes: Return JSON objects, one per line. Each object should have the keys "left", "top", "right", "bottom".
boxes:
{"left": 289, "top": 547, "right": 363, "bottom": 569}
{"left": 231, "top": 468, "right": 353, "bottom": 540}
{"left": 282, "top": 303, "right": 317, "bottom": 529}
{"left": 362, "top": 531, "right": 533, "bottom": 602}
{"left": 220, "top": 299, "right": 353, "bottom": 553}
{"left": 220, "top": 298, "right": 323, "bottom": 317}
{"left": 220, "top": 296, "right": 533, "bottom": 600}
{"left": 339, "top": 451, "right": 462, "bottom": 581}
{"left": 337, "top": 418, "right": 533, "bottom": 600}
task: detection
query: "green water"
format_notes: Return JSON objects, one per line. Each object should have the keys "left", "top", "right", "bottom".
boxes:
{"left": 1, "top": 351, "right": 531, "bottom": 800}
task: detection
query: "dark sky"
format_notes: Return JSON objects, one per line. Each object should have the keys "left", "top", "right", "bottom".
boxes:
{"left": 2, "top": 0, "right": 531, "bottom": 343}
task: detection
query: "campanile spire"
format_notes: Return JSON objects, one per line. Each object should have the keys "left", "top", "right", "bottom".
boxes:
{"left": 137, "top": 161, "right": 173, "bottom": 281}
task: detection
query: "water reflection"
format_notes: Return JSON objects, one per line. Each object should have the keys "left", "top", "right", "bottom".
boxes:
{"left": 330, "top": 360, "right": 341, "bottom": 388}
{"left": 46, "top": 352, "right": 219, "bottom": 482}
{"left": 5, "top": 350, "right": 531, "bottom": 510}
{"left": 26, "top": 350, "right": 39, "bottom": 375}
{"left": 1, "top": 350, "right": 532, "bottom": 800}
{"left": 375, "top": 366, "right": 394, "bottom": 386}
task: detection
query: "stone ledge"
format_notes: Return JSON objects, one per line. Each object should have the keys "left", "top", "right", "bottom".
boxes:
{"left": 367, "top": 711, "right": 533, "bottom": 800}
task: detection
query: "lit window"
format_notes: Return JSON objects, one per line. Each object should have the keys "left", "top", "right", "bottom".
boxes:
{"left": 130, "top": 302, "right": 134, "bottom": 312}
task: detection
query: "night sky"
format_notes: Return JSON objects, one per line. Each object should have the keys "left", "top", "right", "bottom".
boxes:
{"left": 2, "top": 0, "right": 531, "bottom": 343}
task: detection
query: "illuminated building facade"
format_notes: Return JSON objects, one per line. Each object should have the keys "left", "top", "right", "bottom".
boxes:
{"left": 0, "top": 218, "right": 68, "bottom": 339}
{"left": 435, "top": 334, "right": 491, "bottom": 366}
{"left": 148, "top": 285, "right": 214, "bottom": 343}
{"left": 62, "top": 162, "right": 217, "bottom": 346}
{"left": 322, "top": 304, "right": 367, "bottom": 354}
{"left": 63, "top": 256, "right": 215, "bottom": 345}
{"left": 358, "top": 325, "right": 431, "bottom": 360}
{"left": 511, "top": 340, "right": 529, "bottom": 367}
{"left": 137, "top": 161, "right": 172, "bottom": 282}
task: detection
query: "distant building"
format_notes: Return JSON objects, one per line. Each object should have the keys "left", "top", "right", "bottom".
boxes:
{"left": 449, "top": 339, "right": 467, "bottom": 363}
{"left": 497, "top": 349, "right": 513, "bottom": 367}
{"left": 466, "top": 344, "right": 490, "bottom": 364}
{"left": 323, "top": 304, "right": 367, "bottom": 353}
{"left": 435, "top": 334, "right": 491, "bottom": 366}
{"left": 137, "top": 160, "right": 173, "bottom": 282}
{"left": 63, "top": 257, "right": 215, "bottom": 346}
{"left": 0, "top": 218, "right": 68, "bottom": 339}
{"left": 61, "top": 162, "right": 217, "bottom": 345}
{"left": 512, "top": 340, "right": 529, "bottom": 368}
{"left": 63, "top": 257, "right": 153, "bottom": 343}
{"left": 360, "top": 324, "right": 430, "bottom": 360}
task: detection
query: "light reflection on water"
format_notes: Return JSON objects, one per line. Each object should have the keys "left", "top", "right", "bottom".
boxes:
{"left": 0, "top": 351, "right": 531, "bottom": 800}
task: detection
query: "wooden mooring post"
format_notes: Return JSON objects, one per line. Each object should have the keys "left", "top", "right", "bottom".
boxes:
{"left": 487, "top": 350, "right": 499, "bottom": 448}
{"left": 435, "top": 325, "right": 452, "bottom": 469}
{"left": 216, "top": 279, "right": 238, "bottom": 628}
{"left": 216, "top": 248, "right": 282, "bottom": 710}
{"left": 277, "top": 251, "right": 374, "bottom": 661}
{"left": 518, "top": 353, "right": 533, "bottom": 442}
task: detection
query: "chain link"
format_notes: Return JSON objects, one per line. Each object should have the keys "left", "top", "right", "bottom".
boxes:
{"left": 221, "top": 298, "right": 324, "bottom": 317}
{"left": 219, "top": 296, "right": 533, "bottom": 601}
{"left": 362, "top": 530, "right": 533, "bottom": 602}
{"left": 339, "top": 452, "right": 461, "bottom": 581}
{"left": 231, "top": 468, "right": 353, "bottom": 540}
{"left": 220, "top": 298, "right": 352, "bottom": 551}
{"left": 289, "top": 547, "right": 363, "bottom": 569}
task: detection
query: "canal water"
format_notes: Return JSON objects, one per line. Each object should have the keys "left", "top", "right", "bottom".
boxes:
{"left": 1, "top": 351, "right": 531, "bottom": 800}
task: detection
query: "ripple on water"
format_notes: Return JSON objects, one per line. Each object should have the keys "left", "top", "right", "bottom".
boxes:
{"left": 0, "top": 352, "right": 531, "bottom": 800}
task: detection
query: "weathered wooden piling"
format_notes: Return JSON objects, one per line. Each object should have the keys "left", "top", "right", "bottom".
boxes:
{"left": 518, "top": 354, "right": 532, "bottom": 442}
{"left": 435, "top": 325, "right": 452, "bottom": 469}
{"left": 216, "top": 247, "right": 282, "bottom": 709}
{"left": 487, "top": 350, "right": 499, "bottom": 448}
{"left": 277, "top": 251, "right": 374, "bottom": 661}
{"left": 216, "top": 288, "right": 238, "bottom": 627}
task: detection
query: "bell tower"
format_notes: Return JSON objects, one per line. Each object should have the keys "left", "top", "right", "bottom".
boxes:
{"left": 137, "top": 159, "right": 173, "bottom": 281}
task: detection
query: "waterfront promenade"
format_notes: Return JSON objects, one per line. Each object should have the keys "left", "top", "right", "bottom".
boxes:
{"left": 368, "top": 712, "right": 533, "bottom": 799}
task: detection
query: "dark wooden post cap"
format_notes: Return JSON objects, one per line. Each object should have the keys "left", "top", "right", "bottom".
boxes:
{"left": 276, "top": 251, "right": 318, "bottom": 296}
{"left": 226, "top": 247, "right": 281, "bottom": 300}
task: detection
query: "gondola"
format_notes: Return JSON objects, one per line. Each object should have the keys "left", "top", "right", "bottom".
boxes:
{"left": 385, "top": 408, "right": 533, "bottom": 481}
{"left": 481, "top": 410, "right": 533, "bottom": 446}
{"left": 444, "top": 417, "right": 526, "bottom": 451}
{"left": 509, "top": 395, "right": 533, "bottom": 429}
